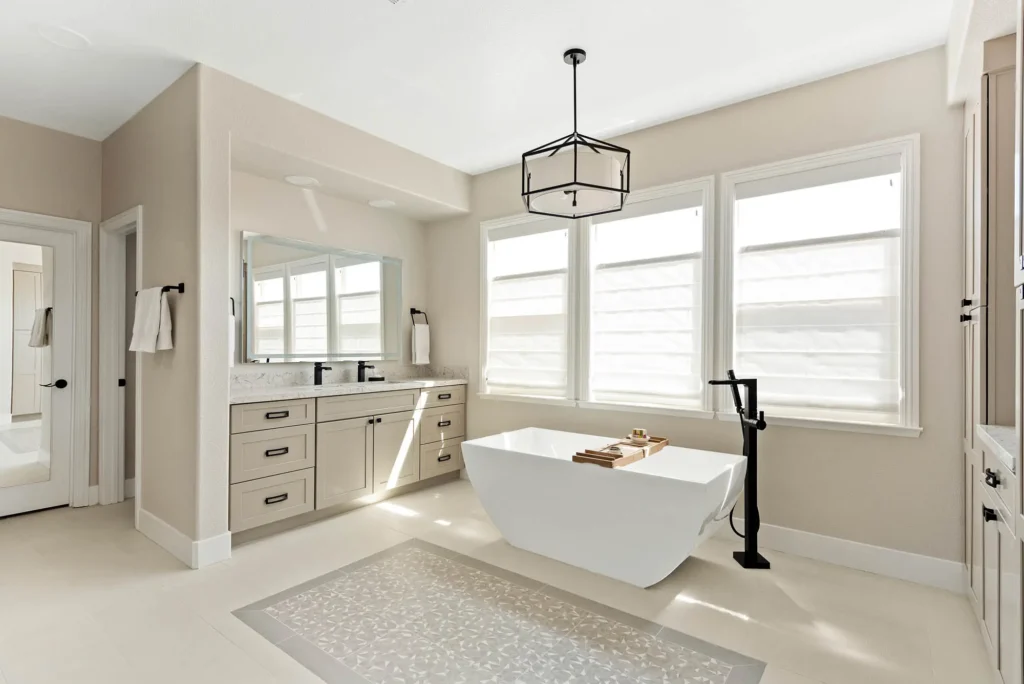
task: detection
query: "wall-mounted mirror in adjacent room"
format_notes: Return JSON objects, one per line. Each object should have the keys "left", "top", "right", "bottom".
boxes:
{"left": 242, "top": 233, "right": 402, "bottom": 363}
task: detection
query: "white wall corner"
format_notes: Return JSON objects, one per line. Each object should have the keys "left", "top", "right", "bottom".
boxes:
{"left": 718, "top": 519, "right": 963, "bottom": 593}
{"left": 125, "top": 478, "right": 135, "bottom": 499}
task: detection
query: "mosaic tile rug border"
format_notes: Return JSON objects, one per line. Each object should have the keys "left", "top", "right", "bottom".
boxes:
{"left": 234, "top": 538, "right": 766, "bottom": 684}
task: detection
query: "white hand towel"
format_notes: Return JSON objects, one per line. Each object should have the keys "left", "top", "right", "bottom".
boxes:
{"left": 412, "top": 323, "right": 430, "bottom": 365}
{"left": 130, "top": 288, "right": 167, "bottom": 353}
{"left": 28, "top": 308, "right": 50, "bottom": 348}
{"left": 157, "top": 291, "right": 173, "bottom": 351}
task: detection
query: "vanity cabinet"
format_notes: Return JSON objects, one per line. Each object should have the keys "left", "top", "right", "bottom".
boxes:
{"left": 229, "top": 382, "right": 467, "bottom": 535}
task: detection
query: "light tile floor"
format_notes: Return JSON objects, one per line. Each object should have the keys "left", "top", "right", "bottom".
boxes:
{"left": 0, "top": 479, "right": 996, "bottom": 684}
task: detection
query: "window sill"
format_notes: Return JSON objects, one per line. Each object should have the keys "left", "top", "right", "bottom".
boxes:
{"left": 717, "top": 412, "right": 922, "bottom": 438}
{"left": 477, "top": 393, "right": 577, "bottom": 408}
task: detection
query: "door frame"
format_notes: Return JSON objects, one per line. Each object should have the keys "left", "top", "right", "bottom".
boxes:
{"left": 0, "top": 207, "right": 92, "bottom": 509}
{"left": 98, "top": 207, "right": 142, "bottom": 518}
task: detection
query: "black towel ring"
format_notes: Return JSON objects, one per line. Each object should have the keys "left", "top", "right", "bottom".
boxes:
{"left": 410, "top": 308, "right": 428, "bottom": 325}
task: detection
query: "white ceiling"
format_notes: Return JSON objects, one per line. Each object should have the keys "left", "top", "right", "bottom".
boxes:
{"left": 3, "top": 0, "right": 954, "bottom": 175}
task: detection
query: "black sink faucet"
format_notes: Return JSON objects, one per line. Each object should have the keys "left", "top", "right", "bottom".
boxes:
{"left": 313, "top": 361, "right": 332, "bottom": 386}
{"left": 357, "top": 360, "right": 375, "bottom": 383}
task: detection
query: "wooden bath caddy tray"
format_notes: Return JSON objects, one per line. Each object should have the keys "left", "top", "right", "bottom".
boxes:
{"left": 572, "top": 437, "right": 669, "bottom": 468}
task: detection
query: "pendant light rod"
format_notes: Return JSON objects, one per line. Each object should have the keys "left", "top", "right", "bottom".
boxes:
{"left": 564, "top": 48, "right": 586, "bottom": 134}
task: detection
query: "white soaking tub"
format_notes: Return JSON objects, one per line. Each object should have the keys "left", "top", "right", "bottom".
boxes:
{"left": 462, "top": 428, "right": 746, "bottom": 588}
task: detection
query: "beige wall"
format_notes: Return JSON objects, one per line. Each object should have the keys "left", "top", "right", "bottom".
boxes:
{"left": 102, "top": 68, "right": 200, "bottom": 538}
{"left": 230, "top": 171, "right": 430, "bottom": 370}
{"left": 426, "top": 47, "right": 964, "bottom": 561}
{"left": 0, "top": 115, "right": 102, "bottom": 483}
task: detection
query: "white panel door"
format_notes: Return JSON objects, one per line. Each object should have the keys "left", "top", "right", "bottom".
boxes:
{"left": 0, "top": 226, "right": 75, "bottom": 517}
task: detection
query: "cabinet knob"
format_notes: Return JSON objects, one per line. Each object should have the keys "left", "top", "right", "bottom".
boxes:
{"left": 367, "top": 418, "right": 374, "bottom": 425}
{"left": 982, "top": 506, "right": 998, "bottom": 523}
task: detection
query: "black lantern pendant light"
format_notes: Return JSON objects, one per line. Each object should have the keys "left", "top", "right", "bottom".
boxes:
{"left": 522, "top": 48, "right": 631, "bottom": 219}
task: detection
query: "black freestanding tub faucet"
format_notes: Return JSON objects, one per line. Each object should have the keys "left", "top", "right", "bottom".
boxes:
{"left": 709, "top": 370, "right": 771, "bottom": 570}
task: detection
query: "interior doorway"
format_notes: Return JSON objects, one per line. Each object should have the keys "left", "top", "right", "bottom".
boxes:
{"left": 0, "top": 209, "right": 92, "bottom": 517}
{"left": 99, "top": 207, "right": 143, "bottom": 522}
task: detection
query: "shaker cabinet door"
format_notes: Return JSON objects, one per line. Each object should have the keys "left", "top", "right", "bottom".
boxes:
{"left": 373, "top": 410, "right": 420, "bottom": 493}
{"left": 316, "top": 417, "right": 373, "bottom": 510}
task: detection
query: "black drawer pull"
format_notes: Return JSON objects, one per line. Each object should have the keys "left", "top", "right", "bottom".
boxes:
{"left": 265, "top": 493, "right": 289, "bottom": 505}
{"left": 984, "top": 468, "right": 1001, "bottom": 488}
{"left": 438, "top": 420, "right": 452, "bottom": 428}
{"left": 438, "top": 454, "right": 452, "bottom": 463}
{"left": 265, "top": 411, "right": 290, "bottom": 420}
{"left": 983, "top": 505, "right": 998, "bottom": 523}
{"left": 265, "top": 447, "right": 290, "bottom": 458}
{"left": 438, "top": 393, "right": 452, "bottom": 400}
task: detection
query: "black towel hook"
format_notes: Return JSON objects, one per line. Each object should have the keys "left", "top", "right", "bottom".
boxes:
{"left": 410, "top": 308, "right": 428, "bottom": 325}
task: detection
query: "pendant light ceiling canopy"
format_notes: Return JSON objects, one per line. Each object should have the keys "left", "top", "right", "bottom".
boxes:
{"left": 521, "top": 48, "right": 631, "bottom": 220}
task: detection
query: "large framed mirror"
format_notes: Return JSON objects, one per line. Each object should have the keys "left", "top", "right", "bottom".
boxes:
{"left": 242, "top": 233, "right": 402, "bottom": 362}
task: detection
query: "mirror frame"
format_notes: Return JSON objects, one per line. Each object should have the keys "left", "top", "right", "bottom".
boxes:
{"left": 241, "top": 232, "right": 403, "bottom": 363}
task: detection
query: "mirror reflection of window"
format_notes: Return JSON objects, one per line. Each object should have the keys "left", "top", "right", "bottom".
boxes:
{"left": 253, "top": 271, "right": 285, "bottom": 356}
{"left": 335, "top": 259, "right": 382, "bottom": 354}
{"left": 289, "top": 262, "right": 328, "bottom": 355}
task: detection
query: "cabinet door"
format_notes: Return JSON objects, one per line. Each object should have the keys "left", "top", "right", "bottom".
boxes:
{"left": 1014, "top": 20, "right": 1024, "bottom": 286}
{"left": 316, "top": 417, "right": 373, "bottom": 510}
{"left": 965, "top": 312, "right": 988, "bottom": 453}
{"left": 373, "top": 410, "right": 420, "bottom": 493}
{"left": 973, "top": 475, "right": 987, "bottom": 622}
{"left": 965, "top": 107, "right": 981, "bottom": 305}
{"left": 984, "top": 501, "right": 1000, "bottom": 648}
{"left": 998, "top": 529, "right": 1020, "bottom": 684}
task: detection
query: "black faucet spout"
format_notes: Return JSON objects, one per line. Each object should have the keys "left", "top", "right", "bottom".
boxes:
{"left": 313, "top": 361, "right": 332, "bottom": 386}
{"left": 357, "top": 360, "right": 375, "bottom": 383}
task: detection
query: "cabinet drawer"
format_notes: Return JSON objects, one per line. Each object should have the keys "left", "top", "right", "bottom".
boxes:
{"left": 229, "top": 468, "right": 315, "bottom": 533}
{"left": 231, "top": 399, "right": 316, "bottom": 434}
{"left": 421, "top": 438, "right": 463, "bottom": 480}
{"left": 230, "top": 424, "right": 315, "bottom": 484}
{"left": 419, "top": 405, "right": 466, "bottom": 444}
{"left": 318, "top": 390, "right": 420, "bottom": 423}
{"left": 420, "top": 385, "right": 466, "bottom": 408}
{"left": 982, "top": 449, "right": 1016, "bottom": 519}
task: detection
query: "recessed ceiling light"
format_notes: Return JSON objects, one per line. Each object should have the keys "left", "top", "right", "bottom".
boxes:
{"left": 34, "top": 24, "right": 91, "bottom": 50}
{"left": 368, "top": 199, "right": 397, "bottom": 209}
{"left": 284, "top": 175, "right": 319, "bottom": 187}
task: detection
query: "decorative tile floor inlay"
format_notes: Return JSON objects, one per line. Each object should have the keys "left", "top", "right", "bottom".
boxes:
{"left": 235, "top": 539, "right": 765, "bottom": 684}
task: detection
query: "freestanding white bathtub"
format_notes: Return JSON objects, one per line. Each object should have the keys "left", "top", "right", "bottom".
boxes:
{"left": 462, "top": 428, "right": 746, "bottom": 588}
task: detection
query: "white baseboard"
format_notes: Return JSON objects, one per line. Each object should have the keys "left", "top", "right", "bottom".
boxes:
{"left": 718, "top": 518, "right": 963, "bottom": 593}
{"left": 136, "top": 508, "right": 232, "bottom": 569}
{"left": 194, "top": 531, "right": 232, "bottom": 568}
{"left": 125, "top": 478, "right": 135, "bottom": 499}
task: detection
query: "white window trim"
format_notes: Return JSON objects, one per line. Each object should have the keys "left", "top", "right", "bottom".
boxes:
{"left": 717, "top": 134, "right": 921, "bottom": 435}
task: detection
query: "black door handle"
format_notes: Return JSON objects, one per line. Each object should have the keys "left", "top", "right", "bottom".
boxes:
{"left": 438, "top": 454, "right": 452, "bottom": 463}
{"left": 265, "top": 447, "right": 290, "bottom": 458}
{"left": 438, "top": 393, "right": 452, "bottom": 400}
{"left": 983, "top": 506, "right": 998, "bottom": 523}
{"left": 265, "top": 493, "right": 289, "bottom": 505}
{"left": 437, "top": 420, "right": 452, "bottom": 428}
{"left": 40, "top": 379, "right": 68, "bottom": 389}
{"left": 984, "top": 468, "right": 1001, "bottom": 488}
{"left": 960, "top": 314, "right": 973, "bottom": 322}
{"left": 265, "top": 411, "right": 290, "bottom": 420}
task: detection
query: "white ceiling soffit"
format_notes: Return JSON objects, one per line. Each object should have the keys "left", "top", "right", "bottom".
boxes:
{"left": 4, "top": 0, "right": 953, "bottom": 174}
{"left": 231, "top": 139, "right": 467, "bottom": 221}
{"left": 947, "top": 0, "right": 1017, "bottom": 102}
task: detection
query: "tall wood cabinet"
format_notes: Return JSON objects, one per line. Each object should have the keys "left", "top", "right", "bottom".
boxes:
{"left": 964, "top": 32, "right": 1022, "bottom": 684}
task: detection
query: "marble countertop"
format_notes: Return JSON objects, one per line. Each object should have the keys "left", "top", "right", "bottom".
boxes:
{"left": 977, "top": 424, "right": 1017, "bottom": 473}
{"left": 230, "top": 378, "right": 468, "bottom": 405}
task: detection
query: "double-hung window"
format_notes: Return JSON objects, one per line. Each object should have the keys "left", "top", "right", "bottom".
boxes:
{"left": 584, "top": 190, "right": 710, "bottom": 410}
{"left": 335, "top": 258, "right": 383, "bottom": 355}
{"left": 482, "top": 219, "right": 572, "bottom": 398}
{"left": 722, "top": 139, "right": 917, "bottom": 428}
